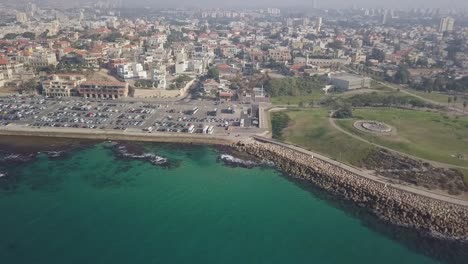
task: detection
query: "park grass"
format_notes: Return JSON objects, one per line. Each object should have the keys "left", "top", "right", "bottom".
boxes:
{"left": 279, "top": 109, "right": 376, "bottom": 165}
{"left": 271, "top": 94, "right": 326, "bottom": 106}
{"left": 335, "top": 108, "right": 468, "bottom": 167}
{"left": 370, "top": 82, "right": 394, "bottom": 92}
{"left": 271, "top": 88, "right": 388, "bottom": 105}
{"left": 405, "top": 89, "right": 468, "bottom": 110}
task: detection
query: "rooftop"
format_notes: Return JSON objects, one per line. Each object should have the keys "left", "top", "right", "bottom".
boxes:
{"left": 330, "top": 73, "right": 366, "bottom": 82}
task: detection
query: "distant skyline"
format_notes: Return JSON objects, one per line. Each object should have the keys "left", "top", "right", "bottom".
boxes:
{"left": 120, "top": 0, "right": 468, "bottom": 9}
{"left": 6, "top": 0, "right": 468, "bottom": 10}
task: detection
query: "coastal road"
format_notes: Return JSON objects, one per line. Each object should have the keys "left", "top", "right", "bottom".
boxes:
{"left": 252, "top": 136, "right": 468, "bottom": 207}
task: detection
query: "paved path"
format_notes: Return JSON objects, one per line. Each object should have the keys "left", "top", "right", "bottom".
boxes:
{"left": 252, "top": 136, "right": 468, "bottom": 207}
{"left": 328, "top": 114, "right": 468, "bottom": 170}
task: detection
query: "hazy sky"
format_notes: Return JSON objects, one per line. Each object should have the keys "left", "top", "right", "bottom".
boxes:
{"left": 124, "top": 0, "right": 468, "bottom": 9}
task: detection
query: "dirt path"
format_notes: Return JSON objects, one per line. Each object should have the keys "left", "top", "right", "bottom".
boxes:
{"left": 328, "top": 114, "right": 468, "bottom": 170}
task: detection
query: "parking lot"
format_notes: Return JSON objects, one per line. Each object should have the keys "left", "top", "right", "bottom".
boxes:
{"left": 0, "top": 95, "right": 261, "bottom": 135}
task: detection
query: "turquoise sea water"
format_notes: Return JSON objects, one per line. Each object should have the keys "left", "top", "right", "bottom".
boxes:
{"left": 0, "top": 143, "right": 445, "bottom": 263}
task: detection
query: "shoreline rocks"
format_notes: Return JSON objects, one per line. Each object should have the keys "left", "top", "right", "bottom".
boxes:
{"left": 111, "top": 142, "right": 168, "bottom": 166}
{"left": 218, "top": 154, "right": 259, "bottom": 168}
{"left": 233, "top": 140, "right": 468, "bottom": 241}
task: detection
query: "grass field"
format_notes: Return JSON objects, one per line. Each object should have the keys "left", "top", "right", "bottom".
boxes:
{"left": 336, "top": 108, "right": 468, "bottom": 167}
{"left": 271, "top": 87, "right": 395, "bottom": 105}
{"left": 271, "top": 94, "right": 326, "bottom": 106}
{"left": 405, "top": 90, "right": 468, "bottom": 110}
{"left": 276, "top": 109, "right": 376, "bottom": 165}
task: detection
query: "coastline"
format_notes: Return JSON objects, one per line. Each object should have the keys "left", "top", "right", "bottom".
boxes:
{"left": 1, "top": 125, "right": 468, "bottom": 242}
{"left": 0, "top": 125, "right": 236, "bottom": 146}
{"left": 233, "top": 139, "right": 468, "bottom": 242}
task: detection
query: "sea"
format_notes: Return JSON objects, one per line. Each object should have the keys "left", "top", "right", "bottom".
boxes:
{"left": 0, "top": 140, "right": 464, "bottom": 264}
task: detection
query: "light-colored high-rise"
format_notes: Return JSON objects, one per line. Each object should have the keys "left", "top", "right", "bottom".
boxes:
{"left": 316, "top": 17, "right": 322, "bottom": 33}
{"left": 439, "top": 17, "right": 455, "bottom": 32}
{"left": 382, "top": 10, "right": 389, "bottom": 25}
{"left": 16, "top": 12, "right": 28, "bottom": 23}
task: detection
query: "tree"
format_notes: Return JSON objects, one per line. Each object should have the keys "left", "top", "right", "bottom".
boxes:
{"left": 207, "top": 67, "right": 220, "bottom": 81}
{"left": 3, "top": 33, "right": 18, "bottom": 40}
{"left": 463, "top": 101, "right": 467, "bottom": 113}
{"left": 371, "top": 48, "right": 385, "bottom": 62}
{"left": 21, "top": 32, "right": 35, "bottom": 40}
{"left": 328, "top": 40, "right": 344, "bottom": 50}
{"left": 18, "top": 79, "right": 39, "bottom": 93}
{"left": 393, "top": 66, "right": 410, "bottom": 84}
{"left": 448, "top": 97, "right": 452, "bottom": 107}
{"left": 39, "top": 29, "right": 50, "bottom": 38}
{"left": 105, "top": 31, "right": 122, "bottom": 42}
{"left": 333, "top": 104, "right": 353, "bottom": 119}
{"left": 416, "top": 57, "right": 429, "bottom": 67}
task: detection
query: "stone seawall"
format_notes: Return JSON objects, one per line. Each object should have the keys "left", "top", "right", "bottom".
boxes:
{"left": 234, "top": 140, "right": 468, "bottom": 241}
{"left": 0, "top": 127, "right": 234, "bottom": 146}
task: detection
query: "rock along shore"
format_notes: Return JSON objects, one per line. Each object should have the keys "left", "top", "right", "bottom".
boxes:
{"left": 233, "top": 139, "right": 468, "bottom": 241}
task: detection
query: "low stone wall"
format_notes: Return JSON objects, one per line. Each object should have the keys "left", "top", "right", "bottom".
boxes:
{"left": 234, "top": 140, "right": 468, "bottom": 241}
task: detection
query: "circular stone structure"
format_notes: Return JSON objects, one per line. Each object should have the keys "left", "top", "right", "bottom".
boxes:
{"left": 353, "top": 120, "right": 393, "bottom": 134}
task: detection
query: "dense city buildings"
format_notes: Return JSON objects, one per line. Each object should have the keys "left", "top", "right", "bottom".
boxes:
{"left": 0, "top": 2, "right": 466, "bottom": 101}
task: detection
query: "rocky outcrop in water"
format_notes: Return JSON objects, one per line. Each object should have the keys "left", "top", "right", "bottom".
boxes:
{"left": 112, "top": 142, "right": 168, "bottom": 166}
{"left": 218, "top": 154, "right": 258, "bottom": 168}
{"left": 0, "top": 153, "right": 36, "bottom": 165}
{"left": 234, "top": 140, "right": 468, "bottom": 241}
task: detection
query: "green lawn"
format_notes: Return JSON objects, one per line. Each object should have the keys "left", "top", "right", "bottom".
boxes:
{"left": 279, "top": 109, "right": 376, "bottom": 165}
{"left": 270, "top": 88, "right": 389, "bottom": 105}
{"left": 271, "top": 94, "right": 326, "bottom": 106}
{"left": 405, "top": 90, "right": 468, "bottom": 110}
{"left": 336, "top": 108, "right": 468, "bottom": 167}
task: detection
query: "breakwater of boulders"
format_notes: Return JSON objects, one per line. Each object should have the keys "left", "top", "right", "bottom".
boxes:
{"left": 233, "top": 140, "right": 468, "bottom": 241}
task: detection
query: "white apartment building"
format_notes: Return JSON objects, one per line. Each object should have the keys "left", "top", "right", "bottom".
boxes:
{"left": 152, "top": 65, "right": 167, "bottom": 89}
{"left": 116, "top": 63, "right": 147, "bottom": 79}
{"left": 439, "top": 17, "right": 455, "bottom": 33}
{"left": 330, "top": 73, "right": 371, "bottom": 90}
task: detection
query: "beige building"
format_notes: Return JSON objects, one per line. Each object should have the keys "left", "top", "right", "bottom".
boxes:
{"left": 268, "top": 48, "right": 292, "bottom": 62}
{"left": 16, "top": 12, "right": 28, "bottom": 23}
{"left": 79, "top": 81, "right": 129, "bottom": 99}
{"left": 0, "top": 72, "right": 5, "bottom": 87}
{"left": 0, "top": 61, "right": 24, "bottom": 80}
{"left": 19, "top": 52, "right": 58, "bottom": 68}
{"left": 42, "top": 74, "right": 86, "bottom": 97}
